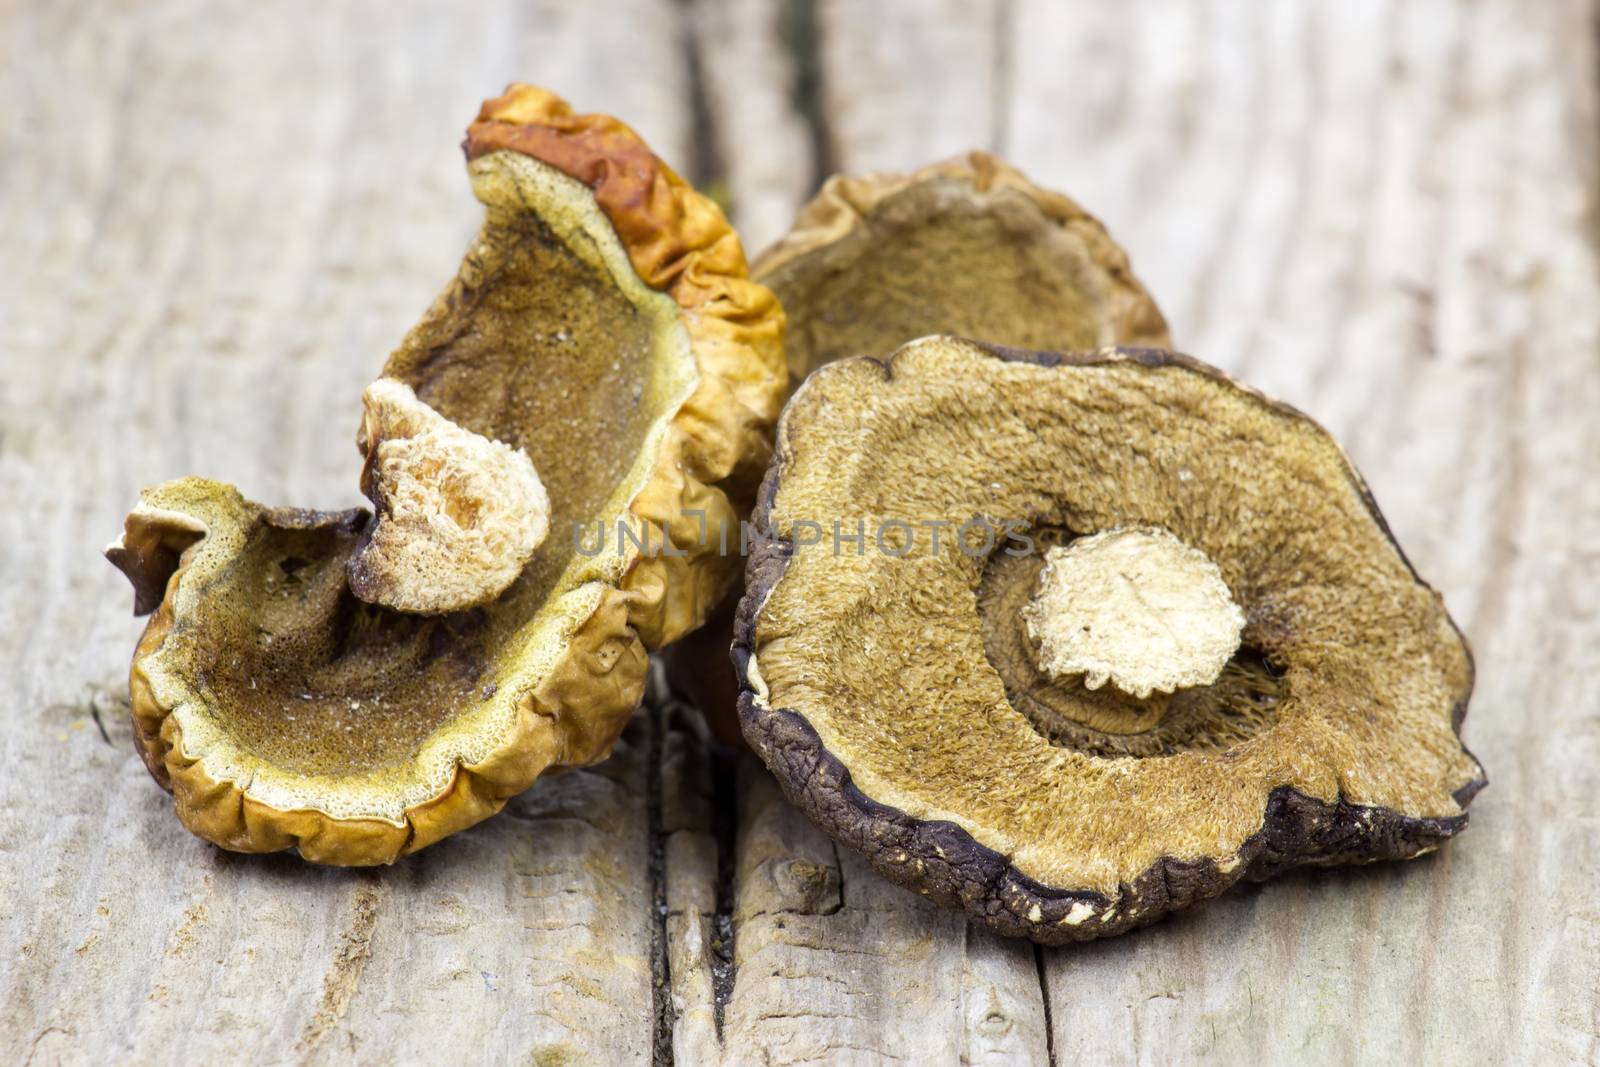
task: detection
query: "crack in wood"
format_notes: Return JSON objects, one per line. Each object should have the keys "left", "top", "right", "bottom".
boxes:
{"left": 990, "top": 0, "right": 1015, "bottom": 156}
{"left": 1034, "top": 944, "right": 1057, "bottom": 1067}
{"left": 23, "top": 1026, "right": 74, "bottom": 1067}
{"left": 710, "top": 739, "right": 739, "bottom": 1039}
{"left": 295, "top": 877, "right": 381, "bottom": 1058}
{"left": 648, "top": 692, "right": 675, "bottom": 1067}
{"left": 675, "top": 0, "right": 725, "bottom": 192}
{"left": 783, "top": 0, "right": 834, "bottom": 195}
{"left": 86, "top": 682, "right": 124, "bottom": 745}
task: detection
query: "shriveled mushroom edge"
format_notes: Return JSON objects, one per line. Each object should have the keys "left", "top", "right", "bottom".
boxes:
{"left": 114, "top": 483, "right": 650, "bottom": 866}
{"left": 732, "top": 341, "right": 1485, "bottom": 944}
{"left": 113, "top": 85, "right": 786, "bottom": 866}
{"left": 750, "top": 151, "right": 1171, "bottom": 361}
{"left": 467, "top": 86, "right": 788, "bottom": 648}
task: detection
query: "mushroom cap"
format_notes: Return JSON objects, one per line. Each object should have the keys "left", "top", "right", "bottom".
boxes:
{"left": 734, "top": 336, "right": 1483, "bottom": 942}
{"left": 105, "top": 85, "right": 785, "bottom": 865}
{"left": 752, "top": 151, "right": 1169, "bottom": 383}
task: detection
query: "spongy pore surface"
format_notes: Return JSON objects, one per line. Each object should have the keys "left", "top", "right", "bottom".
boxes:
{"left": 753, "top": 152, "right": 1170, "bottom": 381}
{"left": 742, "top": 337, "right": 1482, "bottom": 900}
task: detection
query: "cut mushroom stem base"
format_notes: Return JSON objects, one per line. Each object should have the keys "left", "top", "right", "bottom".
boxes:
{"left": 980, "top": 524, "right": 1282, "bottom": 756}
{"left": 349, "top": 378, "right": 552, "bottom": 615}
{"left": 1023, "top": 526, "right": 1247, "bottom": 700}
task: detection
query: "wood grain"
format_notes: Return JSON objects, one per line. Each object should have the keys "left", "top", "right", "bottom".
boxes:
{"left": 3, "top": 1, "right": 1597, "bottom": 1064}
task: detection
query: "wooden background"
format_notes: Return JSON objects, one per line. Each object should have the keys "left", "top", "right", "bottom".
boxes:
{"left": 3, "top": 1, "right": 1597, "bottom": 1063}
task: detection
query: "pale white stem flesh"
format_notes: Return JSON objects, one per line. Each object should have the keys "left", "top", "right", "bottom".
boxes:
{"left": 1023, "top": 526, "right": 1246, "bottom": 699}
{"left": 349, "top": 378, "right": 550, "bottom": 614}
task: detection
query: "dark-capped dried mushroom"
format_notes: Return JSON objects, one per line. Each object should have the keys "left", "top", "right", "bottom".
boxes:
{"left": 104, "top": 85, "right": 785, "bottom": 865}
{"left": 752, "top": 151, "right": 1170, "bottom": 382}
{"left": 734, "top": 336, "right": 1483, "bottom": 942}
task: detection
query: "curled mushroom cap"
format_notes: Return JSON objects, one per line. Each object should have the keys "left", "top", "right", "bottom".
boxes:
{"left": 752, "top": 151, "right": 1170, "bottom": 382}
{"left": 104, "top": 85, "right": 785, "bottom": 865}
{"left": 735, "top": 336, "right": 1483, "bottom": 942}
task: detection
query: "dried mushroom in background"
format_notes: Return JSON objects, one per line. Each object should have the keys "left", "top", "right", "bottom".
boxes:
{"left": 754, "top": 151, "right": 1170, "bottom": 382}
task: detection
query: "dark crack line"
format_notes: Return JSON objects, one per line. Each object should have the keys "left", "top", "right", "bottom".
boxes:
{"left": 89, "top": 700, "right": 112, "bottom": 744}
{"left": 829, "top": 838, "right": 845, "bottom": 905}
{"left": 989, "top": 0, "right": 1015, "bottom": 156}
{"left": 710, "top": 740, "right": 739, "bottom": 1039}
{"left": 648, "top": 696, "right": 675, "bottom": 1067}
{"left": 1034, "top": 944, "right": 1058, "bottom": 1067}
{"left": 675, "top": 0, "right": 724, "bottom": 192}
{"left": 1591, "top": 5, "right": 1600, "bottom": 247}
{"left": 784, "top": 0, "right": 834, "bottom": 195}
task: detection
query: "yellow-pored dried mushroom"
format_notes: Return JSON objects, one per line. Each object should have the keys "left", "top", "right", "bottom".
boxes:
{"left": 752, "top": 151, "right": 1170, "bottom": 382}
{"left": 735, "top": 336, "right": 1483, "bottom": 942}
{"left": 104, "top": 85, "right": 785, "bottom": 865}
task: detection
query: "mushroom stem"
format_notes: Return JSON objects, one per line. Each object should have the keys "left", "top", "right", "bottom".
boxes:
{"left": 348, "top": 378, "right": 551, "bottom": 614}
{"left": 1022, "top": 527, "right": 1245, "bottom": 700}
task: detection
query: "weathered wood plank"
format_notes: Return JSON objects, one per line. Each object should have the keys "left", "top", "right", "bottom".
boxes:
{"left": 814, "top": 0, "right": 1009, "bottom": 173}
{"left": 0, "top": 1, "right": 690, "bottom": 1062}
{"left": 695, "top": 0, "right": 817, "bottom": 253}
{"left": 683, "top": 1, "right": 1600, "bottom": 1064}
{"left": 664, "top": 740, "right": 1052, "bottom": 1066}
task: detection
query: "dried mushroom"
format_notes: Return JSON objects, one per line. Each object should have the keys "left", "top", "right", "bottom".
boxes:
{"left": 735, "top": 336, "right": 1483, "bottom": 942}
{"left": 752, "top": 151, "right": 1170, "bottom": 382}
{"left": 104, "top": 85, "right": 785, "bottom": 864}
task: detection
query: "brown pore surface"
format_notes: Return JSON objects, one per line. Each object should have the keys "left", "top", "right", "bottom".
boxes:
{"left": 746, "top": 336, "right": 1480, "bottom": 896}
{"left": 181, "top": 179, "right": 671, "bottom": 778}
{"left": 752, "top": 153, "right": 1171, "bottom": 382}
